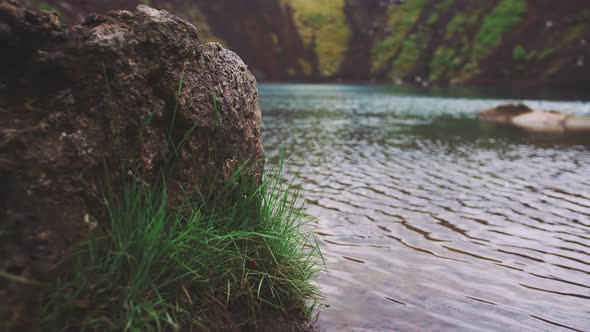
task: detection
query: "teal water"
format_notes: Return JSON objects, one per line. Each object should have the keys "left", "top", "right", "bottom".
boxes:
{"left": 260, "top": 84, "right": 590, "bottom": 332}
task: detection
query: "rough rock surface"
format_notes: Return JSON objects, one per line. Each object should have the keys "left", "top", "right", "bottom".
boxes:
{"left": 0, "top": 0, "right": 263, "bottom": 327}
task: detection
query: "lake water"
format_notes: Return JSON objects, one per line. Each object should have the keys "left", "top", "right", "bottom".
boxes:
{"left": 259, "top": 84, "right": 590, "bottom": 332}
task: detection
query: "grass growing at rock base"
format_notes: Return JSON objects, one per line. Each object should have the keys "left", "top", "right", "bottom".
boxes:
{"left": 40, "top": 158, "right": 321, "bottom": 331}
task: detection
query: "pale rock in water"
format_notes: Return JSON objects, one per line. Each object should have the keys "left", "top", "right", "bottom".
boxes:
{"left": 478, "top": 104, "right": 590, "bottom": 133}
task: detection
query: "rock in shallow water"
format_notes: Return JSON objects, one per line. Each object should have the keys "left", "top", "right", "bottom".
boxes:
{"left": 478, "top": 103, "right": 590, "bottom": 133}
{"left": 0, "top": 0, "right": 263, "bottom": 327}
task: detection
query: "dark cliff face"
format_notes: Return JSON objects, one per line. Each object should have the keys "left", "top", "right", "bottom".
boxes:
{"left": 194, "top": 0, "right": 308, "bottom": 81}
{"left": 338, "top": 0, "right": 386, "bottom": 81}
{"left": 24, "top": 0, "right": 590, "bottom": 86}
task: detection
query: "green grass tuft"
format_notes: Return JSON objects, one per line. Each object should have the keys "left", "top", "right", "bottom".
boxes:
{"left": 40, "top": 155, "right": 321, "bottom": 331}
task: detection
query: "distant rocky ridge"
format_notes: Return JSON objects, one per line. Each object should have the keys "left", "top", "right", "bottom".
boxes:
{"left": 25, "top": 0, "right": 590, "bottom": 86}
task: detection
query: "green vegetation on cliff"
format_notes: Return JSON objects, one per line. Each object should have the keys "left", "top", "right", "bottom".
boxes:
{"left": 429, "top": 0, "right": 529, "bottom": 83}
{"left": 371, "top": 0, "right": 428, "bottom": 74}
{"left": 473, "top": 0, "right": 526, "bottom": 61}
{"left": 370, "top": 0, "right": 531, "bottom": 83}
{"left": 392, "top": 29, "right": 428, "bottom": 78}
{"left": 445, "top": 12, "right": 480, "bottom": 36}
{"left": 429, "top": 47, "right": 460, "bottom": 81}
{"left": 283, "top": 0, "right": 350, "bottom": 77}
{"left": 432, "top": 9, "right": 483, "bottom": 83}
{"left": 512, "top": 45, "right": 534, "bottom": 62}
{"left": 511, "top": 45, "right": 554, "bottom": 74}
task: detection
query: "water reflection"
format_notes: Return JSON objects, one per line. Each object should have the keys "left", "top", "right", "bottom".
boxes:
{"left": 260, "top": 84, "right": 590, "bottom": 332}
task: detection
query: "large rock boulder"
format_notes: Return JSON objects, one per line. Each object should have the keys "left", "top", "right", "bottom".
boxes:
{"left": 0, "top": 0, "right": 263, "bottom": 325}
{"left": 478, "top": 103, "right": 590, "bottom": 133}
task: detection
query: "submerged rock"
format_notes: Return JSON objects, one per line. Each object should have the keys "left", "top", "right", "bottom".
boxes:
{"left": 478, "top": 103, "right": 590, "bottom": 133}
{"left": 0, "top": 0, "right": 263, "bottom": 328}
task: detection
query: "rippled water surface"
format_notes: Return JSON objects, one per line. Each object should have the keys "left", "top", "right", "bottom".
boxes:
{"left": 259, "top": 84, "right": 590, "bottom": 332}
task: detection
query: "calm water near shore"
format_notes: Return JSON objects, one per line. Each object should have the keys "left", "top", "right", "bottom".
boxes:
{"left": 259, "top": 84, "right": 590, "bottom": 332}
